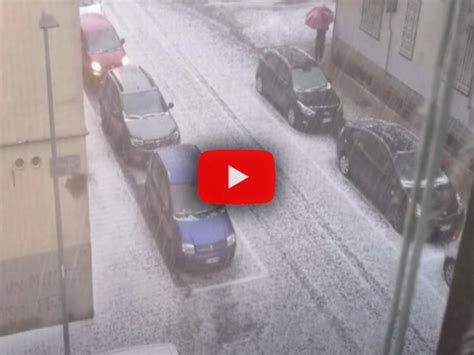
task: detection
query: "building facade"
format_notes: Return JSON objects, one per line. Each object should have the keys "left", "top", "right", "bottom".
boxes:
{"left": 0, "top": 0, "right": 93, "bottom": 335}
{"left": 332, "top": 0, "right": 474, "bottom": 153}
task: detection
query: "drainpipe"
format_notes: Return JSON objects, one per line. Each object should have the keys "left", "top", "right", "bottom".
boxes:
{"left": 385, "top": 5, "right": 395, "bottom": 73}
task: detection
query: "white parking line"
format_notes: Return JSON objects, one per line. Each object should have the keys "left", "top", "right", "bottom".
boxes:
{"left": 190, "top": 223, "right": 269, "bottom": 295}
{"left": 191, "top": 271, "right": 268, "bottom": 295}
{"left": 233, "top": 223, "right": 268, "bottom": 275}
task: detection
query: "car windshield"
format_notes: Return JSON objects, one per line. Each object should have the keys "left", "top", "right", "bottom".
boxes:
{"left": 85, "top": 28, "right": 120, "bottom": 53}
{"left": 122, "top": 90, "right": 166, "bottom": 117}
{"left": 292, "top": 65, "right": 328, "bottom": 91}
{"left": 171, "top": 184, "right": 224, "bottom": 219}
{"left": 80, "top": 0, "right": 99, "bottom": 6}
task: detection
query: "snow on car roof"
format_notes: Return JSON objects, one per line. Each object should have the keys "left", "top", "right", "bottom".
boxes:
{"left": 157, "top": 144, "right": 200, "bottom": 184}
{"left": 112, "top": 66, "right": 155, "bottom": 93}
{"left": 352, "top": 119, "right": 418, "bottom": 154}
{"left": 80, "top": 13, "right": 113, "bottom": 32}
{"left": 271, "top": 46, "right": 317, "bottom": 68}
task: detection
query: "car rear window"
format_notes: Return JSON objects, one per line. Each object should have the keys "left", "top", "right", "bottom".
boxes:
{"left": 85, "top": 28, "right": 120, "bottom": 53}
{"left": 292, "top": 65, "right": 328, "bottom": 91}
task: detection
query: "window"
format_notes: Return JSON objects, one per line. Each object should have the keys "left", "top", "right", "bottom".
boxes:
{"left": 455, "top": 26, "right": 474, "bottom": 95}
{"left": 360, "top": 0, "right": 384, "bottom": 39}
{"left": 400, "top": 0, "right": 421, "bottom": 60}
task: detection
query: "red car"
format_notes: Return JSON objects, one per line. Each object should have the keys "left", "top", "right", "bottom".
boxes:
{"left": 80, "top": 14, "right": 129, "bottom": 83}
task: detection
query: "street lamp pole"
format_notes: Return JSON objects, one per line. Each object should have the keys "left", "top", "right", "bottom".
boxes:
{"left": 39, "top": 11, "right": 71, "bottom": 355}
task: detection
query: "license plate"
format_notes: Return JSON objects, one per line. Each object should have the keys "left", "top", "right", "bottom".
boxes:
{"left": 323, "top": 117, "right": 332, "bottom": 124}
{"left": 440, "top": 224, "right": 451, "bottom": 232}
{"left": 205, "top": 257, "right": 220, "bottom": 264}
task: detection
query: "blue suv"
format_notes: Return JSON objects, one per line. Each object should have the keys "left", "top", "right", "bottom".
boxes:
{"left": 145, "top": 144, "right": 236, "bottom": 270}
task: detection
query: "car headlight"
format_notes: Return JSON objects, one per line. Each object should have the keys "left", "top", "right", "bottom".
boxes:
{"left": 122, "top": 56, "right": 130, "bottom": 66}
{"left": 130, "top": 137, "right": 144, "bottom": 147}
{"left": 226, "top": 233, "right": 236, "bottom": 246}
{"left": 181, "top": 243, "right": 195, "bottom": 255}
{"left": 297, "top": 101, "right": 315, "bottom": 116}
{"left": 91, "top": 61, "right": 102, "bottom": 72}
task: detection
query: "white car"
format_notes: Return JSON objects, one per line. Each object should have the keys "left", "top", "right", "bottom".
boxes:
{"left": 80, "top": 0, "right": 104, "bottom": 16}
{"left": 443, "top": 230, "right": 461, "bottom": 287}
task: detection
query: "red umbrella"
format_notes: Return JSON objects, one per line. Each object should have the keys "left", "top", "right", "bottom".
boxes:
{"left": 305, "top": 5, "right": 334, "bottom": 30}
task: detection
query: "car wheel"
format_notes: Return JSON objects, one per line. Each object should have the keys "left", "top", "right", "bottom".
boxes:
{"left": 287, "top": 107, "right": 302, "bottom": 130}
{"left": 338, "top": 152, "right": 350, "bottom": 176}
{"left": 256, "top": 75, "right": 265, "bottom": 95}
{"left": 443, "top": 258, "right": 455, "bottom": 287}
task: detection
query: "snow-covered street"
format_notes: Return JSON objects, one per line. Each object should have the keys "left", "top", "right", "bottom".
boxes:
{"left": 0, "top": 1, "right": 450, "bottom": 354}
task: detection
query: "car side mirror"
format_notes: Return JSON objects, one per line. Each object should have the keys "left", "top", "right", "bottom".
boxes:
{"left": 167, "top": 102, "right": 174, "bottom": 110}
{"left": 121, "top": 38, "right": 125, "bottom": 45}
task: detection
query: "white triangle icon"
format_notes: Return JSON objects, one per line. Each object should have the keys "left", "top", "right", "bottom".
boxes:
{"left": 228, "top": 165, "right": 249, "bottom": 189}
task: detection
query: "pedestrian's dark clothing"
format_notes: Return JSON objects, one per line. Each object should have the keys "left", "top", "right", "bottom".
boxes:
{"left": 315, "top": 29, "right": 327, "bottom": 63}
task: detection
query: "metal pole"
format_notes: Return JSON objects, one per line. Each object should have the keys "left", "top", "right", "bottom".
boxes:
{"left": 41, "top": 21, "right": 71, "bottom": 355}
{"left": 383, "top": 0, "right": 466, "bottom": 353}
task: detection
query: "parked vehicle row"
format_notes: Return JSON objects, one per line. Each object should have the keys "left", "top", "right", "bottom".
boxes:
{"left": 254, "top": 47, "right": 464, "bottom": 247}
{"left": 79, "top": 9, "right": 463, "bottom": 278}
{"left": 80, "top": 11, "right": 236, "bottom": 271}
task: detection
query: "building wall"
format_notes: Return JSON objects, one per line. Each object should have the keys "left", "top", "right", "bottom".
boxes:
{"left": 0, "top": 0, "right": 93, "bottom": 335}
{"left": 333, "top": 0, "right": 472, "bottom": 131}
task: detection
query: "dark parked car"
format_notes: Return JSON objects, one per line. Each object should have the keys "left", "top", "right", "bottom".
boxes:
{"left": 145, "top": 144, "right": 236, "bottom": 270}
{"left": 255, "top": 46, "right": 343, "bottom": 132}
{"left": 80, "top": 14, "right": 128, "bottom": 83}
{"left": 99, "top": 65, "right": 180, "bottom": 165}
{"left": 336, "top": 119, "right": 464, "bottom": 243}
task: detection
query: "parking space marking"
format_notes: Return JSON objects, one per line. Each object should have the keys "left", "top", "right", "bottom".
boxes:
{"left": 233, "top": 222, "right": 268, "bottom": 275}
{"left": 191, "top": 270, "right": 268, "bottom": 295}
{"left": 189, "top": 222, "right": 269, "bottom": 295}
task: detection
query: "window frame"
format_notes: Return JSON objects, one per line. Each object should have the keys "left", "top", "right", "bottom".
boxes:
{"left": 360, "top": 0, "right": 385, "bottom": 40}
{"left": 399, "top": 0, "right": 421, "bottom": 60}
{"left": 455, "top": 25, "right": 474, "bottom": 96}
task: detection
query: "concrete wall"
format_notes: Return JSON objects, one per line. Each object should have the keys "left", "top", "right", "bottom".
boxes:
{"left": 333, "top": 0, "right": 472, "bottom": 130}
{"left": 0, "top": 0, "right": 93, "bottom": 335}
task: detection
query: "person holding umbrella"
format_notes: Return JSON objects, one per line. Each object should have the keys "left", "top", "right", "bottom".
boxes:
{"left": 305, "top": 5, "right": 334, "bottom": 63}
{"left": 314, "top": 26, "right": 328, "bottom": 63}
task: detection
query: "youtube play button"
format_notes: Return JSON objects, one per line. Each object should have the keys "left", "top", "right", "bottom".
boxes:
{"left": 198, "top": 150, "right": 276, "bottom": 204}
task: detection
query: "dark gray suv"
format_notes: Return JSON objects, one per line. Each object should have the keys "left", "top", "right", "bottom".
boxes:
{"left": 99, "top": 65, "right": 180, "bottom": 165}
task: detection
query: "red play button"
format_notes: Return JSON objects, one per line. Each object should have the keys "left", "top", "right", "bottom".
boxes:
{"left": 198, "top": 150, "right": 276, "bottom": 204}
